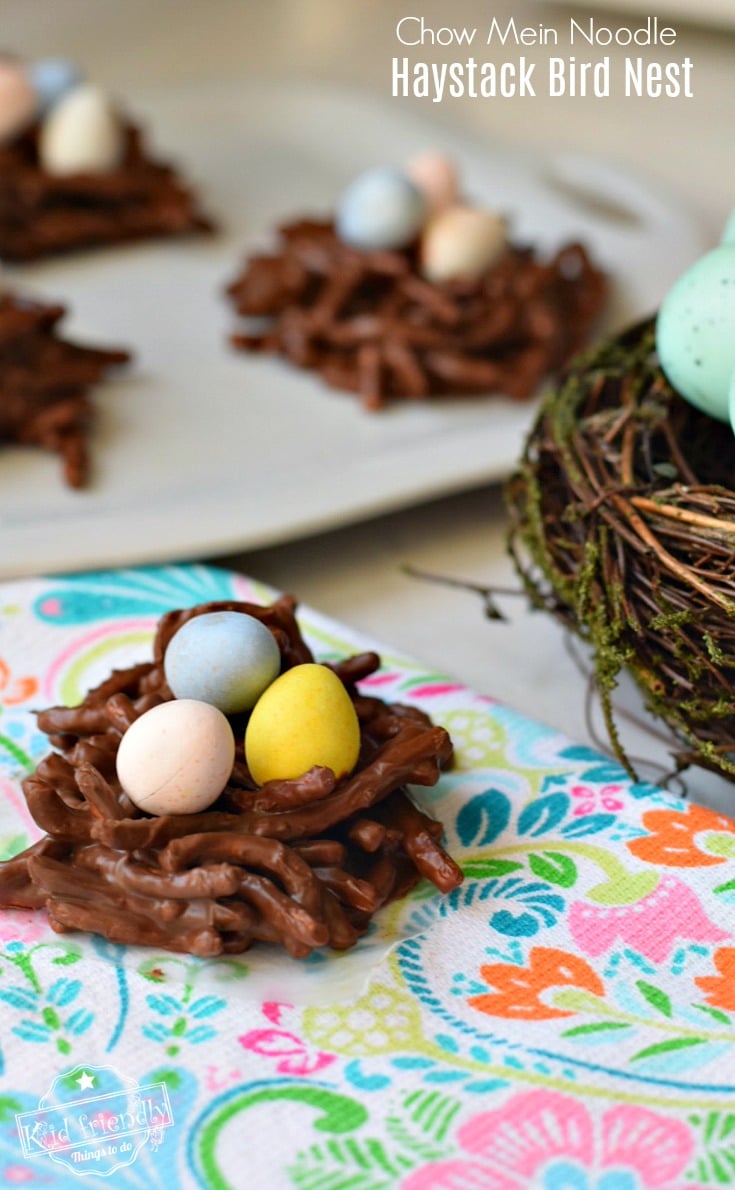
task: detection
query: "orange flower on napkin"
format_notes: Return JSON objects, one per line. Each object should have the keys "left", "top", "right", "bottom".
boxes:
{"left": 627, "top": 804, "right": 735, "bottom": 868}
{"left": 0, "top": 658, "right": 37, "bottom": 706}
{"left": 469, "top": 946, "right": 604, "bottom": 1021}
{"left": 694, "top": 946, "right": 735, "bottom": 1012}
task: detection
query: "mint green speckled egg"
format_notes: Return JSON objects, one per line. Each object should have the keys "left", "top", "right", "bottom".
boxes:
{"left": 655, "top": 245, "right": 735, "bottom": 422}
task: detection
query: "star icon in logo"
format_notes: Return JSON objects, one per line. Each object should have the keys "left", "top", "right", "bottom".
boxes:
{"left": 76, "top": 1072, "right": 95, "bottom": 1092}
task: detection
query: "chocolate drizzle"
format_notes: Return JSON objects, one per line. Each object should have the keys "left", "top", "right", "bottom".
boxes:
{"left": 0, "top": 293, "right": 130, "bottom": 486}
{"left": 0, "top": 120, "right": 214, "bottom": 262}
{"left": 0, "top": 596, "right": 463, "bottom": 958}
{"left": 227, "top": 218, "right": 608, "bottom": 408}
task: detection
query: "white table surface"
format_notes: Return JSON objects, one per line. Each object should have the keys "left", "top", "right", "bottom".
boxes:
{"left": 4, "top": 0, "right": 734, "bottom": 811}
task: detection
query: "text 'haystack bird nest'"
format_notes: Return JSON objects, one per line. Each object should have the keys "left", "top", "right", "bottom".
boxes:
{"left": 505, "top": 318, "right": 735, "bottom": 783}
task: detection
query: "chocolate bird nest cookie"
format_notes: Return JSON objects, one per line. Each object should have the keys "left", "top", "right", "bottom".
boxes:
{"left": 0, "top": 291, "right": 129, "bottom": 486}
{"left": 0, "top": 596, "right": 462, "bottom": 958}
{"left": 505, "top": 317, "right": 735, "bottom": 782}
{"left": 227, "top": 219, "right": 608, "bottom": 410}
{"left": 0, "top": 119, "right": 214, "bottom": 263}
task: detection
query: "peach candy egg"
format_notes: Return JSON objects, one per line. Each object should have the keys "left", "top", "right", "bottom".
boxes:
{"left": 420, "top": 206, "right": 508, "bottom": 283}
{"left": 406, "top": 151, "right": 459, "bottom": 214}
{"left": 0, "top": 60, "right": 37, "bottom": 145}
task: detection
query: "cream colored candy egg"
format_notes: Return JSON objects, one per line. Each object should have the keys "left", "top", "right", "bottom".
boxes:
{"left": 116, "top": 699, "right": 235, "bottom": 816}
{"left": 406, "top": 151, "right": 459, "bottom": 214}
{"left": 39, "top": 83, "right": 125, "bottom": 175}
{"left": 0, "top": 60, "right": 37, "bottom": 145}
{"left": 421, "top": 206, "right": 508, "bottom": 283}
{"left": 245, "top": 663, "right": 360, "bottom": 786}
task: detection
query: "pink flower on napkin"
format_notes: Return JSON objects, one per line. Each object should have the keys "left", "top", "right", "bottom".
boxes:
{"left": 239, "top": 1006, "right": 335, "bottom": 1076}
{"left": 570, "top": 783, "right": 624, "bottom": 817}
{"left": 569, "top": 876, "right": 729, "bottom": 963}
{"left": 3, "top": 1165, "right": 39, "bottom": 1184}
{"left": 0, "top": 909, "right": 48, "bottom": 947}
{"left": 401, "top": 1089, "right": 704, "bottom": 1190}
{"left": 239, "top": 1027, "right": 335, "bottom": 1076}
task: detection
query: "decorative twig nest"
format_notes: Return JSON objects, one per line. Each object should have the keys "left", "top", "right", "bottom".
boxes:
{"left": 505, "top": 317, "right": 735, "bottom": 782}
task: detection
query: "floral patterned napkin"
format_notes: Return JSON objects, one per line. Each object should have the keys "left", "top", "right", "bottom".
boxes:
{"left": 0, "top": 564, "right": 734, "bottom": 1189}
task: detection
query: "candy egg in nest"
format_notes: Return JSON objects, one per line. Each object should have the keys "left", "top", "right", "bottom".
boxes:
{"left": 0, "top": 59, "right": 37, "bottom": 145}
{"left": 28, "top": 57, "right": 83, "bottom": 114}
{"left": 656, "top": 244, "right": 735, "bottom": 422}
{"left": 39, "top": 83, "right": 125, "bottom": 174}
{"left": 245, "top": 663, "right": 361, "bottom": 786}
{"left": 420, "top": 205, "right": 508, "bottom": 283}
{"left": 116, "top": 699, "right": 235, "bottom": 816}
{"left": 164, "top": 610, "right": 281, "bottom": 713}
{"left": 336, "top": 166, "right": 427, "bottom": 251}
{"left": 406, "top": 151, "right": 459, "bottom": 215}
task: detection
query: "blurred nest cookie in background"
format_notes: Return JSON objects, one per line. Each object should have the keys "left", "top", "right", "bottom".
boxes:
{"left": 0, "top": 288, "right": 129, "bottom": 486}
{"left": 227, "top": 154, "right": 609, "bottom": 410}
{"left": 0, "top": 56, "right": 215, "bottom": 262}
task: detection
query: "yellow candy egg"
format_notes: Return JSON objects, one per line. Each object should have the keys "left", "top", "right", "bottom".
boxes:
{"left": 245, "top": 663, "right": 360, "bottom": 786}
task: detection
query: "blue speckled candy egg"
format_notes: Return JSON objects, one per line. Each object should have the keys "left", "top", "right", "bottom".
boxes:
{"left": 728, "top": 362, "right": 735, "bottom": 437}
{"left": 164, "top": 611, "right": 281, "bottom": 714}
{"left": 721, "top": 208, "right": 735, "bottom": 247}
{"left": 28, "top": 58, "right": 83, "bottom": 114}
{"left": 336, "top": 167, "right": 427, "bottom": 251}
{"left": 655, "top": 245, "right": 735, "bottom": 422}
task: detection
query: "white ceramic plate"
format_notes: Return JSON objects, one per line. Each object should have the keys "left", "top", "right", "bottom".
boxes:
{"left": 1, "top": 78, "right": 708, "bottom": 580}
